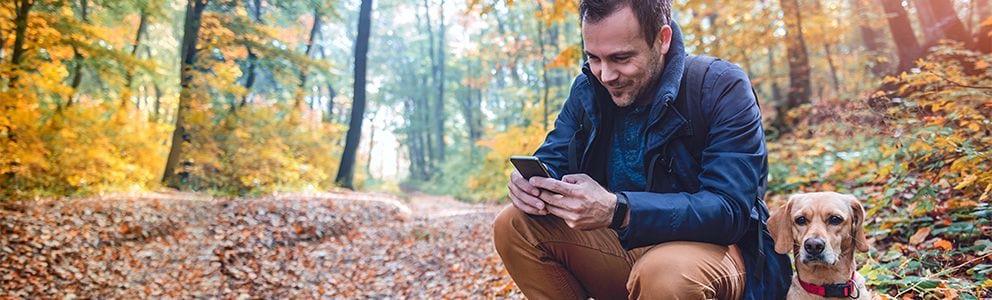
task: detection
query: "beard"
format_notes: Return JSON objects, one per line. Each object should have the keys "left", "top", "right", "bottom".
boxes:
{"left": 611, "top": 51, "right": 665, "bottom": 108}
{"left": 631, "top": 52, "right": 665, "bottom": 106}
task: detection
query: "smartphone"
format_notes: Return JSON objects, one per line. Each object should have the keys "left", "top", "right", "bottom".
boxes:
{"left": 510, "top": 155, "right": 553, "bottom": 180}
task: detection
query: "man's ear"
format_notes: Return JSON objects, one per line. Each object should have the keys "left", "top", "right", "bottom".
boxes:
{"left": 847, "top": 194, "right": 870, "bottom": 252}
{"left": 656, "top": 25, "right": 672, "bottom": 57}
{"left": 768, "top": 195, "right": 797, "bottom": 254}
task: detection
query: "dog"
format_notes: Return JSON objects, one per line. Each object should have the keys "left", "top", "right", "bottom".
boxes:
{"left": 768, "top": 192, "right": 873, "bottom": 299}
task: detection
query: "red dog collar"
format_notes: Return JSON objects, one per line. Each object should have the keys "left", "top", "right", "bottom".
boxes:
{"left": 798, "top": 272, "right": 858, "bottom": 298}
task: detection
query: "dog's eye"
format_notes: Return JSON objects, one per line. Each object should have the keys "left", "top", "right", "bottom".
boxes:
{"left": 794, "top": 216, "right": 808, "bottom": 225}
{"left": 828, "top": 215, "right": 844, "bottom": 225}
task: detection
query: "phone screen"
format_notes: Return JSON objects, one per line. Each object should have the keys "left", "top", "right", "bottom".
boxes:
{"left": 510, "top": 156, "right": 552, "bottom": 179}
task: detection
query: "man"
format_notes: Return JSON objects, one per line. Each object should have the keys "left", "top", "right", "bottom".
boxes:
{"left": 492, "top": 0, "right": 792, "bottom": 299}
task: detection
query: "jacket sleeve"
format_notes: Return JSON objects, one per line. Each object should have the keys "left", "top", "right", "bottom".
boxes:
{"left": 616, "top": 63, "right": 766, "bottom": 250}
{"left": 533, "top": 74, "right": 591, "bottom": 179}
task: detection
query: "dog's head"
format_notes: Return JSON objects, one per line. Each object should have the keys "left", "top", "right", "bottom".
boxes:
{"left": 768, "top": 192, "right": 869, "bottom": 266}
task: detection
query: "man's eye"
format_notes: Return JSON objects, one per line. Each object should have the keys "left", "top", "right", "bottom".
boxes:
{"left": 828, "top": 215, "right": 843, "bottom": 225}
{"left": 795, "top": 216, "right": 808, "bottom": 225}
{"left": 613, "top": 56, "right": 630, "bottom": 62}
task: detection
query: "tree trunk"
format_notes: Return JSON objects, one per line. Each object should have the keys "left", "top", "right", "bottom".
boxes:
{"left": 239, "top": 0, "right": 262, "bottom": 109}
{"left": 879, "top": 0, "right": 922, "bottom": 72}
{"left": 240, "top": 49, "right": 257, "bottom": 108}
{"left": 335, "top": 0, "right": 373, "bottom": 189}
{"left": 65, "top": 0, "right": 92, "bottom": 108}
{"left": 404, "top": 97, "right": 421, "bottom": 178}
{"left": 9, "top": 0, "right": 33, "bottom": 77}
{"left": 318, "top": 45, "right": 336, "bottom": 123}
{"left": 420, "top": 0, "right": 437, "bottom": 175}
{"left": 295, "top": 9, "right": 322, "bottom": 111}
{"left": 851, "top": 0, "right": 889, "bottom": 75}
{"left": 976, "top": 0, "right": 991, "bottom": 53}
{"left": 122, "top": 9, "right": 149, "bottom": 109}
{"left": 152, "top": 82, "right": 162, "bottom": 122}
{"left": 433, "top": 0, "right": 447, "bottom": 167}
{"left": 323, "top": 83, "right": 337, "bottom": 123}
{"left": 0, "top": 16, "right": 5, "bottom": 57}
{"left": 766, "top": 48, "right": 783, "bottom": 111}
{"left": 777, "top": 0, "right": 812, "bottom": 130}
{"left": 823, "top": 43, "right": 841, "bottom": 96}
{"left": 365, "top": 110, "right": 377, "bottom": 180}
{"left": 162, "top": 0, "right": 208, "bottom": 188}
{"left": 419, "top": 92, "right": 433, "bottom": 178}
{"left": 145, "top": 47, "right": 164, "bottom": 123}
{"left": 913, "top": 0, "right": 941, "bottom": 42}
{"left": 912, "top": 0, "right": 972, "bottom": 47}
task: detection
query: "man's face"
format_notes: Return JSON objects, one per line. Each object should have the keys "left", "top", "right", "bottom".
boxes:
{"left": 582, "top": 6, "right": 670, "bottom": 107}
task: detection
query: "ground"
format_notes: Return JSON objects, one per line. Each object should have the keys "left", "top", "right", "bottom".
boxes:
{"left": 0, "top": 192, "right": 523, "bottom": 298}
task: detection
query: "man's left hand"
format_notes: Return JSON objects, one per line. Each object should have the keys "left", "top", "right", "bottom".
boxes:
{"left": 530, "top": 174, "right": 617, "bottom": 230}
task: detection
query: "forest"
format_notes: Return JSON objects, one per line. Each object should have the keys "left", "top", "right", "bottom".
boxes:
{"left": 1, "top": 0, "right": 991, "bottom": 298}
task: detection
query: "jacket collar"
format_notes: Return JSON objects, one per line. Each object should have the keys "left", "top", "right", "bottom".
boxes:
{"left": 580, "top": 19, "right": 687, "bottom": 127}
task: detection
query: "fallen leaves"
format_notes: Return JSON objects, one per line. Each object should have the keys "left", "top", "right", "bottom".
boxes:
{"left": 0, "top": 193, "right": 522, "bottom": 298}
{"left": 909, "top": 227, "right": 931, "bottom": 245}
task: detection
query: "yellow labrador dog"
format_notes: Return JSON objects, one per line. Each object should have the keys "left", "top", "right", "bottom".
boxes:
{"left": 768, "top": 192, "right": 873, "bottom": 299}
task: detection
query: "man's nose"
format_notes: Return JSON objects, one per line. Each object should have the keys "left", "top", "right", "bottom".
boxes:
{"left": 804, "top": 237, "right": 825, "bottom": 255}
{"left": 600, "top": 62, "right": 619, "bottom": 83}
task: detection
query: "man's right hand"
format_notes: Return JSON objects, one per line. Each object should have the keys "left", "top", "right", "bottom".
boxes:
{"left": 507, "top": 170, "right": 549, "bottom": 215}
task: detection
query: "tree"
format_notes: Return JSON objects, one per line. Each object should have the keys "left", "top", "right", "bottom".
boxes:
{"left": 7, "top": 0, "right": 35, "bottom": 88}
{"left": 421, "top": 0, "right": 446, "bottom": 173}
{"left": 777, "top": 0, "right": 812, "bottom": 130}
{"left": 122, "top": 2, "right": 154, "bottom": 109}
{"left": 295, "top": 7, "right": 322, "bottom": 112}
{"left": 851, "top": 0, "right": 889, "bottom": 75}
{"left": 912, "top": 0, "right": 971, "bottom": 47}
{"left": 974, "top": 0, "right": 991, "bottom": 53}
{"left": 879, "top": 0, "right": 921, "bottom": 72}
{"left": 64, "top": 0, "right": 90, "bottom": 108}
{"left": 162, "top": 0, "right": 208, "bottom": 188}
{"left": 239, "top": 0, "right": 262, "bottom": 108}
{"left": 335, "top": 0, "right": 373, "bottom": 189}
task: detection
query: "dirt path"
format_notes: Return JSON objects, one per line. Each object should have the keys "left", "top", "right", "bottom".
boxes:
{"left": 404, "top": 192, "right": 502, "bottom": 219}
{"left": 0, "top": 191, "right": 521, "bottom": 298}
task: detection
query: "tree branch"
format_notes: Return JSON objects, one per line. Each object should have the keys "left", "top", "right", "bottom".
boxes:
{"left": 929, "top": 71, "right": 992, "bottom": 90}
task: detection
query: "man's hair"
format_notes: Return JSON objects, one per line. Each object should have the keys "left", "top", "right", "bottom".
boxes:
{"left": 579, "top": 0, "right": 672, "bottom": 47}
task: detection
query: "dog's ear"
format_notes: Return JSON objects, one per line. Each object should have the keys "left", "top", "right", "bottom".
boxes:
{"left": 768, "top": 195, "right": 797, "bottom": 254}
{"left": 847, "top": 194, "right": 870, "bottom": 252}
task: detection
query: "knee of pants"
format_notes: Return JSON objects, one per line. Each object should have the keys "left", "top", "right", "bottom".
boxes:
{"left": 629, "top": 251, "right": 699, "bottom": 288}
{"left": 492, "top": 205, "right": 529, "bottom": 254}
{"left": 628, "top": 242, "right": 730, "bottom": 296}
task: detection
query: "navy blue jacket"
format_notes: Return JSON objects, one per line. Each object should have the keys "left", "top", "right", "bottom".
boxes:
{"left": 533, "top": 21, "right": 791, "bottom": 299}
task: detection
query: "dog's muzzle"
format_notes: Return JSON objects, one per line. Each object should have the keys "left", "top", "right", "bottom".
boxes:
{"left": 800, "top": 237, "right": 835, "bottom": 264}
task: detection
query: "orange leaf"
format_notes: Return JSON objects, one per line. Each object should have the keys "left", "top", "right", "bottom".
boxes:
{"left": 934, "top": 239, "right": 953, "bottom": 251}
{"left": 909, "top": 227, "right": 931, "bottom": 245}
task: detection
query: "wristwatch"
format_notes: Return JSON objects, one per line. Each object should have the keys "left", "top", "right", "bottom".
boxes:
{"left": 609, "top": 192, "right": 629, "bottom": 230}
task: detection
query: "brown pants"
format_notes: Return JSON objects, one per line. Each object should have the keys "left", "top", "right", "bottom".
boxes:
{"left": 493, "top": 205, "right": 746, "bottom": 300}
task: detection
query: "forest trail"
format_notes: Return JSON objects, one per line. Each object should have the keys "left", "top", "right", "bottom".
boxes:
{"left": 404, "top": 192, "right": 500, "bottom": 219}
{"left": 0, "top": 191, "right": 521, "bottom": 298}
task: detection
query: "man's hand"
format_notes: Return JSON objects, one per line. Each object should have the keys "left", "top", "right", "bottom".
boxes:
{"left": 530, "top": 174, "right": 617, "bottom": 230}
{"left": 507, "top": 170, "right": 549, "bottom": 215}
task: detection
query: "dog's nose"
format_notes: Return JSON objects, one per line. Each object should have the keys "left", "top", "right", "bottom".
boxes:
{"left": 804, "top": 238, "right": 825, "bottom": 255}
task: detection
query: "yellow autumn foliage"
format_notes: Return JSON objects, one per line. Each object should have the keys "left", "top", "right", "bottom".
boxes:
{"left": 175, "top": 104, "right": 346, "bottom": 195}
{"left": 468, "top": 103, "right": 551, "bottom": 201}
